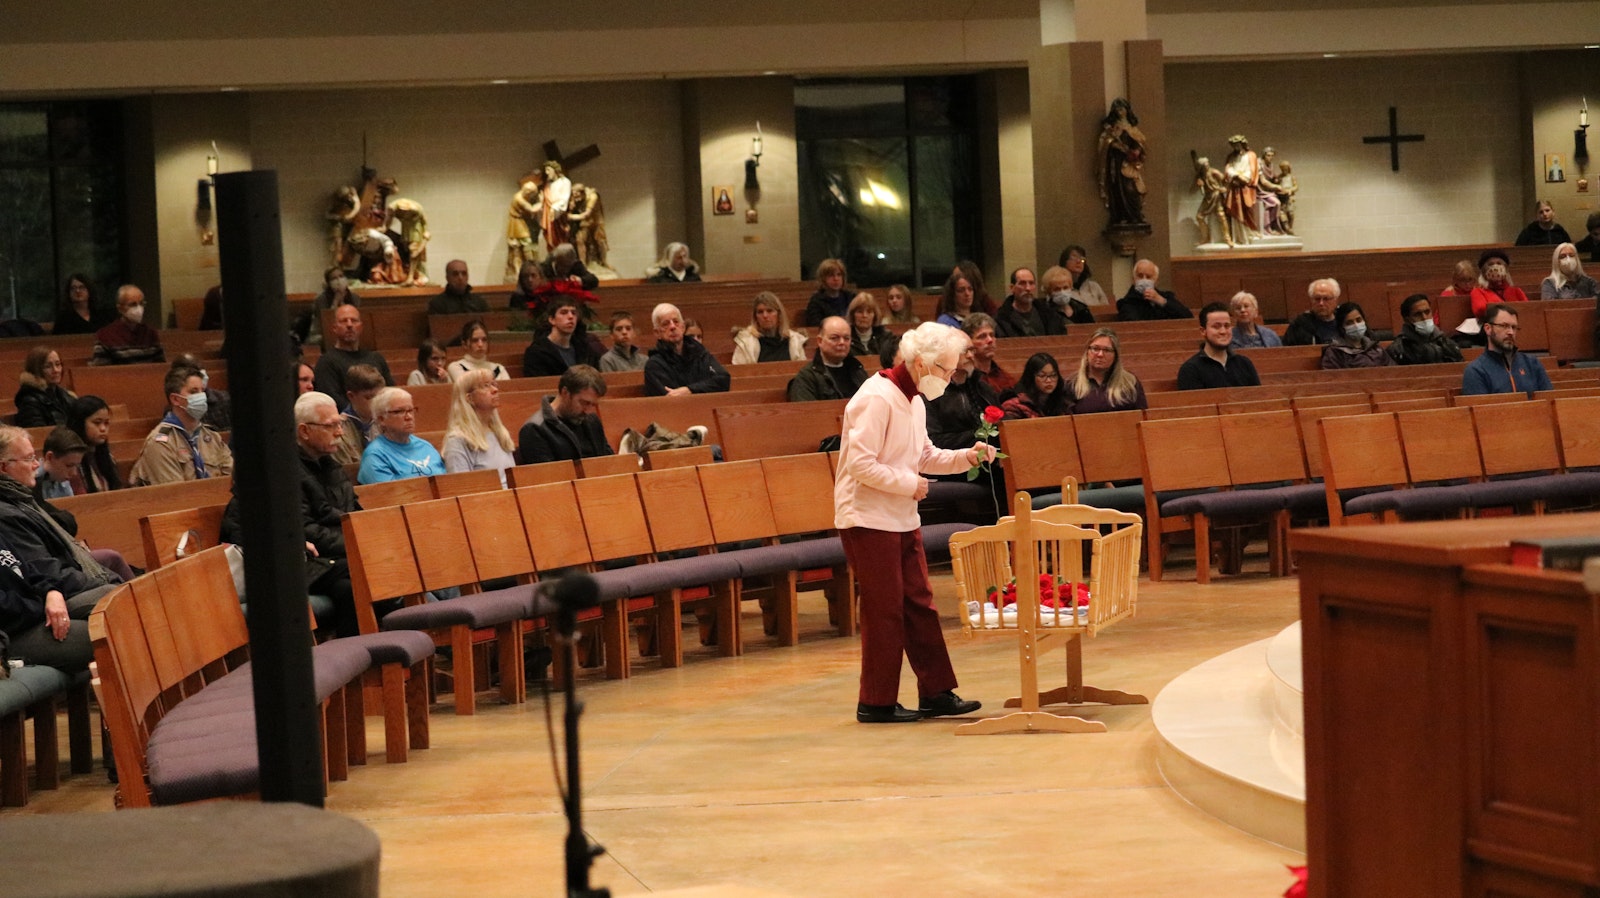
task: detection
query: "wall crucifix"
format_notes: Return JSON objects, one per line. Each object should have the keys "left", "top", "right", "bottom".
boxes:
{"left": 1362, "top": 107, "right": 1425, "bottom": 172}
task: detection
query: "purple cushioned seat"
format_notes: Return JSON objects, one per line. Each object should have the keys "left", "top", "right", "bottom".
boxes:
{"left": 723, "top": 544, "right": 798, "bottom": 578}
{"left": 921, "top": 521, "right": 978, "bottom": 558}
{"left": 333, "top": 630, "right": 437, "bottom": 667}
{"left": 1384, "top": 485, "right": 1476, "bottom": 517}
{"left": 1342, "top": 489, "right": 1402, "bottom": 517}
{"left": 147, "top": 707, "right": 256, "bottom": 747}
{"left": 1559, "top": 471, "right": 1600, "bottom": 495}
{"left": 619, "top": 553, "right": 743, "bottom": 596}
{"left": 1162, "top": 489, "right": 1280, "bottom": 519}
{"left": 307, "top": 640, "right": 374, "bottom": 700}
{"left": 147, "top": 730, "right": 260, "bottom": 805}
{"left": 587, "top": 567, "right": 638, "bottom": 602}
{"left": 380, "top": 588, "right": 531, "bottom": 632}
{"left": 783, "top": 536, "right": 846, "bottom": 569}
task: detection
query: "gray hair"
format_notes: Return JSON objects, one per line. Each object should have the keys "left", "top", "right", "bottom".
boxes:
{"left": 368, "top": 387, "right": 412, "bottom": 422}
{"left": 1308, "top": 278, "right": 1341, "bottom": 299}
{"left": 550, "top": 243, "right": 578, "bottom": 263}
{"left": 295, "top": 391, "right": 337, "bottom": 425}
{"left": 0, "top": 425, "right": 28, "bottom": 460}
{"left": 1228, "top": 291, "right": 1258, "bottom": 312}
{"left": 651, "top": 303, "right": 682, "bottom": 328}
{"left": 896, "top": 321, "right": 970, "bottom": 367}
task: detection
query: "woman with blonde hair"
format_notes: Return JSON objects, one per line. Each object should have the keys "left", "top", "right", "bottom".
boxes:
{"left": 1070, "top": 327, "right": 1147, "bottom": 414}
{"left": 883, "top": 284, "right": 919, "bottom": 324}
{"left": 732, "top": 291, "right": 807, "bottom": 364}
{"left": 1541, "top": 242, "right": 1598, "bottom": 299}
{"left": 847, "top": 293, "right": 893, "bottom": 357}
{"left": 441, "top": 368, "right": 516, "bottom": 486}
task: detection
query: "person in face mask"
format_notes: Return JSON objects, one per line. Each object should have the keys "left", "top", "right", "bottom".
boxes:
{"left": 171, "top": 353, "right": 232, "bottom": 431}
{"left": 89, "top": 285, "right": 166, "bottom": 366}
{"left": 129, "top": 365, "right": 234, "bottom": 486}
{"left": 1387, "top": 294, "right": 1464, "bottom": 366}
{"left": 1320, "top": 301, "right": 1394, "bottom": 370}
{"left": 834, "top": 321, "right": 993, "bottom": 725}
{"left": 1468, "top": 248, "right": 1529, "bottom": 319}
{"left": 1540, "top": 242, "right": 1599, "bottom": 300}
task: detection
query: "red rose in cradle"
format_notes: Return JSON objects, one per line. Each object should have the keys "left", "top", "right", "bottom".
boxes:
{"left": 982, "top": 405, "right": 1004, "bottom": 424}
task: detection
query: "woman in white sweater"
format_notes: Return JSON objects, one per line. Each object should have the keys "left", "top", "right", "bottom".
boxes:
{"left": 447, "top": 320, "right": 510, "bottom": 381}
{"left": 834, "top": 322, "right": 993, "bottom": 724}
{"left": 730, "top": 292, "right": 807, "bottom": 365}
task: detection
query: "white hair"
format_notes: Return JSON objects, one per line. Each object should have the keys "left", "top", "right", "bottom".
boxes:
{"left": 369, "top": 387, "right": 412, "bottom": 422}
{"left": 1308, "top": 278, "right": 1342, "bottom": 299}
{"left": 1549, "top": 242, "right": 1587, "bottom": 290}
{"left": 295, "top": 391, "right": 337, "bottom": 425}
{"left": 896, "top": 321, "right": 970, "bottom": 368}
{"left": 651, "top": 303, "right": 681, "bottom": 328}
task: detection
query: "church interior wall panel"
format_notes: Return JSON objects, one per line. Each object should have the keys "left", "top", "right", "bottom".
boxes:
{"left": 148, "top": 93, "right": 254, "bottom": 314}
{"left": 1165, "top": 54, "right": 1523, "bottom": 257}
{"left": 1522, "top": 51, "right": 1600, "bottom": 248}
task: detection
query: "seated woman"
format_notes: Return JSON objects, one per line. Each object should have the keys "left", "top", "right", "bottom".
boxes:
{"left": 953, "top": 260, "right": 999, "bottom": 315}
{"left": 65, "top": 396, "right": 120, "bottom": 494}
{"left": 935, "top": 272, "right": 977, "bottom": 327}
{"left": 1439, "top": 259, "right": 1478, "bottom": 298}
{"left": 1057, "top": 244, "right": 1110, "bottom": 309}
{"left": 847, "top": 293, "right": 893, "bottom": 358}
{"left": 1541, "top": 243, "right": 1599, "bottom": 299}
{"left": 441, "top": 369, "right": 516, "bottom": 487}
{"left": 358, "top": 387, "right": 446, "bottom": 484}
{"left": 1227, "top": 291, "right": 1282, "bottom": 349}
{"left": 1070, "top": 327, "right": 1147, "bottom": 414}
{"left": 447, "top": 320, "right": 510, "bottom": 381}
{"left": 407, "top": 338, "right": 453, "bottom": 386}
{"left": 14, "top": 346, "right": 77, "bottom": 427}
{"left": 732, "top": 292, "right": 807, "bottom": 364}
{"left": 298, "top": 266, "right": 358, "bottom": 347}
{"left": 883, "top": 284, "right": 920, "bottom": 325}
{"left": 803, "top": 258, "right": 856, "bottom": 327}
{"left": 1386, "top": 294, "right": 1464, "bottom": 366}
{"left": 646, "top": 242, "right": 701, "bottom": 283}
{"left": 1035, "top": 265, "right": 1094, "bottom": 325}
{"left": 1468, "top": 249, "right": 1528, "bottom": 319}
{"left": 508, "top": 260, "right": 545, "bottom": 311}
{"left": 0, "top": 426, "right": 122, "bottom": 674}
{"left": 1320, "top": 302, "right": 1394, "bottom": 369}
{"left": 51, "top": 274, "right": 112, "bottom": 337}
{"left": 1001, "top": 353, "right": 1070, "bottom": 419}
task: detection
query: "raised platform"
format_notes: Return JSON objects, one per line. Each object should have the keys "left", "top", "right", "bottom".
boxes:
{"left": 1152, "top": 623, "right": 1305, "bottom": 851}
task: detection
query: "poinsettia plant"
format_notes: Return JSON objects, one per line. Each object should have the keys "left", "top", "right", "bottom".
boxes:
{"left": 984, "top": 574, "right": 1090, "bottom": 610}
{"left": 966, "top": 405, "right": 1009, "bottom": 481}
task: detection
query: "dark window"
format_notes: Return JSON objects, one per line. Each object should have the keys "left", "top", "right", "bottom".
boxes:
{"left": 0, "top": 101, "right": 125, "bottom": 325}
{"left": 796, "top": 77, "right": 981, "bottom": 289}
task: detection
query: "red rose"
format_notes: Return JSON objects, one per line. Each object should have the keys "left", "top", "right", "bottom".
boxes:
{"left": 982, "top": 405, "right": 1004, "bottom": 424}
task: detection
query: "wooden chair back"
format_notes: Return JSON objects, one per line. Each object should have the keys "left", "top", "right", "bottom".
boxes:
{"left": 1395, "top": 407, "right": 1482, "bottom": 483}
{"left": 1292, "top": 393, "right": 1370, "bottom": 410}
{"left": 457, "top": 490, "right": 536, "bottom": 582}
{"left": 505, "top": 460, "right": 578, "bottom": 488}
{"left": 1319, "top": 413, "right": 1409, "bottom": 490}
{"left": 1294, "top": 404, "right": 1371, "bottom": 479}
{"left": 354, "top": 477, "right": 435, "bottom": 509}
{"left": 644, "top": 445, "right": 715, "bottom": 470}
{"left": 1371, "top": 388, "right": 1449, "bottom": 411}
{"left": 578, "top": 453, "right": 643, "bottom": 478}
{"left": 1451, "top": 391, "right": 1527, "bottom": 407}
{"left": 1218, "top": 397, "right": 1292, "bottom": 415}
{"left": 636, "top": 468, "right": 718, "bottom": 553}
{"left": 148, "top": 547, "right": 248, "bottom": 690}
{"left": 1553, "top": 396, "right": 1600, "bottom": 469}
{"left": 87, "top": 584, "right": 159, "bottom": 807}
{"left": 430, "top": 468, "right": 502, "bottom": 498}
{"left": 572, "top": 474, "right": 655, "bottom": 563}
{"left": 1472, "top": 400, "right": 1561, "bottom": 477}
{"left": 1219, "top": 410, "right": 1308, "bottom": 486}
{"left": 698, "top": 460, "right": 781, "bottom": 542}
{"left": 998, "top": 416, "right": 1083, "bottom": 510}
{"left": 139, "top": 503, "right": 227, "bottom": 570}
{"left": 1374, "top": 396, "right": 1450, "bottom": 412}
{"left": 760, "top": 454, "right": 838, "bottom": 536}
{"left": 1142, "top": 404, "right": 1216, "bottom": 420}
{"left": 515, "top": 482, "right": 594, "bottom": 571}
{"left": 126, "top": 576, "right": 189, "bottom": 699}
{"left": 1139, "top": 416, "right": 1230, "bottom": 493}
{"left": 401, "top": 497, "right": 480, "bottom": 592}
{"left": 342, "top": 506, "right": 425, "bottom": 634}
{"left": 1074, "top": 411, "right": 1144, "bottom": 483}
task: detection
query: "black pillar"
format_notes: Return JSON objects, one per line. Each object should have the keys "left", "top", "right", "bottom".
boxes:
{"left": 214, "top": 170, "right": 324, "bottom": 807}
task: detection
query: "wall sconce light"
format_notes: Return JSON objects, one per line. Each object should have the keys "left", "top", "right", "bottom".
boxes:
{"left": 1577, "top": 97, "right": 1590, "bottom": 166}
{"left": 197, "top": 140, "right": 219, "bottom": 244}
{"left": 745, "top": 121, "right": 763, "bottom": 191}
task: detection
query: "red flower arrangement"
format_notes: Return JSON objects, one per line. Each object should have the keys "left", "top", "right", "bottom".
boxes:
{"left": 522, "top": 279, "right": 599, "bottom": 320}
{"left": 1283, "top": 865, "right": 1307, "bottom": 898}
{"left": 984, "top": 575, "right": 1090, "bottom": 610}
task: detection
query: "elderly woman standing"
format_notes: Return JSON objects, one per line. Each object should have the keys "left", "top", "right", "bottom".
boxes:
{"left": 1541, "top": 243, "right": 1599, "bottom": 299}
{"left": 732, "top": 292, "right": 807, "bottom": 364}
{"left": 358, "top": 387, "right": 446, "bottom": 484}
{"left": 14, "top": 347, "right": 77, "bottom": 427}
{"left": 1321, "top": 302, "right": 1394, "bottom": 369}
{"left": 441, "top": 369, "right": 517, "bottom": 487}
{"left": 836, "top": 322, "right": 992, "bottom": 724}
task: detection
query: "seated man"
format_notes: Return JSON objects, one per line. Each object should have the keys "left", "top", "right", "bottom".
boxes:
{"left": 1462, "top": 303, "right": 1551, "bottom": 397}
{"left": 1386, "top": 294, "right": 1464, "bottom": 366}
{"left": 330, "top": 364, "right": 385, "bottom": 466}
{"left": 1283, "top": 278, "right": 1343, "bottom": 346}
{"left": 1116, "top": 259, "right": 1192, "bottom": 321}
{"left": 516, "top": 365, "right": 612, "bottom": 464}
{"left": 313, "top": 303, "right": 394, "bottom": 398}
{"left": 32, "top": 427, "right": 87, "bottom": 502}
{"left": 598, "top": 310, "right": 649, "bottom": 373}
{"left": 643, "top": 303, "right": 730, "bottom": 396}
{"left": 541, "top": 243, "right": 600, "bottom": 291}
{"left": 963, "top": 314, "right": 1015, "bottom": 394}
{"left": 221, "top": 391, "right": 362, "bottom": 637}
{"left": 1177, "top": 303, "right": 1262, "bottom": 390}
{"left": 994, "top": 267, "right": 1067, "bottom": 338}
{"left": 426, "top": 259, "right": 489, "bottom": 315}
{"left": 788, "top": 316, "right": 868, "bottom": 402}
{"left": 91, "top": 285, "right": 165, "bottom": 366}
{"left": 522, "top": 295, "right": 602, "bottom": 377}
{"left": 130, "top": 364, "right": 235, "bottom": 486}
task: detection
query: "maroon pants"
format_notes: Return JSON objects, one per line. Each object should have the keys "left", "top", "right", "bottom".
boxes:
{"left": 841, "top": 527, "right": 957, "bottom": 706}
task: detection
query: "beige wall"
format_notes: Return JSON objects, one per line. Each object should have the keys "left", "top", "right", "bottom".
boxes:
{"left": 1165, "top": 53, "right": 1524, "bottom": 256}
{"left": 149, "top": 93, "right": 253, "bottom": 315}
{"left": 681, "top": 78, "right": 801, "bottom": 280}
{"left": 1523, "top": 50, "right": 1600, "bottom": 250}
{"left": 983, "top": 69, "right": 1038, "bottom": 281}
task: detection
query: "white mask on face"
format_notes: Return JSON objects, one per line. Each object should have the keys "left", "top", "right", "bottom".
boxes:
{"left": 124, "top": 303, "right": 145, "bottom": 324}
{"left": 1560, "top": 256, "right": 1578, "bottom": 273}
{"left": 185, "top": 392, "right": 209, "bottom": 421}
{"left": 1344, "top": 323, "right": 1367, "bottom": 340}
{"left": 1413, "top": 318, "right": 1436, "bottom": 335}
{"left": 1133, "top": 279, "right": 1156, "bottom": 295}
{"left": 916, "top": 374, "right": 948, "bottom": 401}
{"left": 1050, "top": 289, "right": 1074, "bottom": 307}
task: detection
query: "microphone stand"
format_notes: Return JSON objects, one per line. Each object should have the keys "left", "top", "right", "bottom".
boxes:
{"left": 555, "top": 597, "right": 610, "bottom": 898}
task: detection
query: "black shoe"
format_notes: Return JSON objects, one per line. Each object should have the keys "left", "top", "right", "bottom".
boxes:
{"left": 856, "top": 702, "right": 922, "bottom": 723}
{"left": 919, "top": 691, "right": 982, "bottom": 718}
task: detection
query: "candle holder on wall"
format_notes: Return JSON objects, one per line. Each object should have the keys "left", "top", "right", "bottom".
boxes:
{"left": 1577, "top": 97, "right": 1590, "bottom": 167}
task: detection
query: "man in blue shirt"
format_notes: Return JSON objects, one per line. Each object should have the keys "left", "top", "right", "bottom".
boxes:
{"left": 1462, "top": 303, "right": 1552, "bottom": 396}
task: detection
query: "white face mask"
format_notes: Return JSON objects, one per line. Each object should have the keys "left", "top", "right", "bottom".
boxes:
{"left": 185, "top": 392, "right": 209, "bottom": 421}
{"left": 1413, "top": 318, "right": 1436, "bottom": 335}
{"left": 916, "top": 374, "right": 948, "bottom": 402}
{"left": 1344, "top": 323, "right": 1367, "bottom": 340}
{"left": 124, "top": 303, "right": 145, "bottom": 324}
{"left": 1133, "top": 279, "right": 1155, "bottom": 295}
{"left": 1050, "top": 289, "right": 1073, "bottom": 306}
{"left": 1559, "top": 256, "right": 1578, "bottom": 273}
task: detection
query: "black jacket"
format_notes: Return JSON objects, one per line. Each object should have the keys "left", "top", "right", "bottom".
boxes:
{"left": 222, "top": 449, "right": 359, "bottom": 561}
{"left": 13, "top": 376, "right": 74, "bottom": 428}
{"left": 0, "top": 494, "right": 106, "bottom": 599}
{"left": 1282, "top": 312, "right": 1341, "bottom": 347}
{"left": 644, "top": 337, "right": 730, "bottom": 396}
{"left": 515, "top": 395, "right": 612, "bottom": 464}
{"left": 647, "top": 265, "right": 701, "bottom": 284}
{"left": 522, "top": 332, "right": 603, "bottom": 378}
{"left": 804, "top": 290, "right": 855, "bottom": 328}
{"left": 850, "top": 325, "right": 894, "bottom": 359}
{"left": 924, "top": 374, "right": 999, "bottom": 452}
{"left": 994, "top": 298, "right": 1068, "bottom": 338}
{"left": 1116, "top": 287, "right": 1192, "bottom": 321}
{"left": 541, "top": 259, "right": 600, "bottom": 291}
{"left": 787, "top": 352, "right": 868, "bottom": 402}
{"left": 1386, "top": 323, "right": 1465, "bottom": 366}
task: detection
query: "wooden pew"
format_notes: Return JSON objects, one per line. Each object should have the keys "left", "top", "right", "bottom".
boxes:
{"left": 55, "top": 478, "right": 235, "bottom": 566}
{"left": 714, "top": 400, "right": 847, "bottom": 461}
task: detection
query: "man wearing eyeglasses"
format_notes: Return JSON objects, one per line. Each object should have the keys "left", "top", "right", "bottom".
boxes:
{"left": 130, "top": 365, "right": 235, "bottom": 486}
{"left": 1462, "top": 303, "right": 1552, "bottom": 397}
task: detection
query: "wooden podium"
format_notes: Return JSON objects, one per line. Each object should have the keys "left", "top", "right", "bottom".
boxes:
{"left": 1293, "top": 515, "right": 1600, "bottom": 898}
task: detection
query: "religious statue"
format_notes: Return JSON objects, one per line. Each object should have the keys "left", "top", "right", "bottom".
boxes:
{"left": 385, "top": 194, "right": 430, "bottom": 286}
{"left": 1259, "top": 148, "right": 1296, "bottom": 236}
{"left": 1190, "top": 150, "right": 1231, "bottom": 247}
{"left": 567, "top": 182, "right": 610, "bottom": 269}
{"left": 505, "top": 173, "right": 542, "bottom": 280}
{"left": 537, "top": 161, "right": 572, "bottom": 252}
{"left": 1097, "top": 98, "right": 1148, "bottom": 227}
{"left": 1255, "top": 147, "right": 1288, "bottom": 236}
{"left": 323, "top": 169, "right": 424, "bottom": 284}
{"left": 1222, "top": 134, "right": 1261, "bottom": 246}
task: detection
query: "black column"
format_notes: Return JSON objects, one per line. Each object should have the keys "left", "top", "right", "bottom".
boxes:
{"left": 214, "top": 170, "right": 323, "bottom": 807}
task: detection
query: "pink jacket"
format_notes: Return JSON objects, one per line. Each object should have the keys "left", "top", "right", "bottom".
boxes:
{"left": 834, "top": 371, "right": 972, "bottom": 532}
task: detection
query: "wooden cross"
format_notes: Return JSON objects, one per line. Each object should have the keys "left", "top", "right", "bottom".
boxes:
{"left": 1362, "top": 107, "right": 1424, "bottom": 172}
{"left": 542, "top": 139, "right": 601, "bottom": 173}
